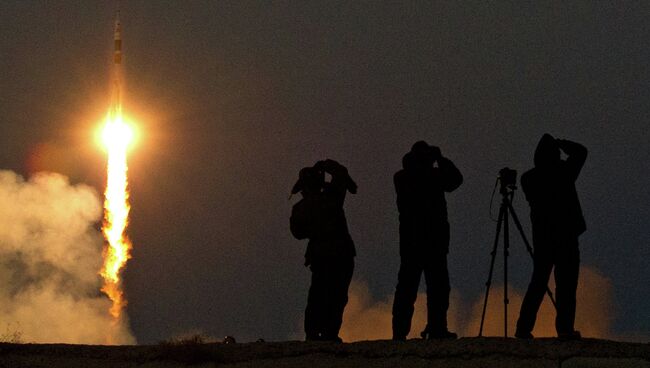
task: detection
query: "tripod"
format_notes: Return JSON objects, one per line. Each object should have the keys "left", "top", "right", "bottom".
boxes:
{"left": 478, "top": 182, "right": 557, "bottom": 337}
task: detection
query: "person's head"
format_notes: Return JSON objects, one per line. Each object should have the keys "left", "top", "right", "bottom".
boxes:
{"left": 534, "top": 133, "right": 561, "bottom": 168}
{"left": 402, "top": 151, "right": 417, "bottom": 170}
{"left": 409, "top": 140, "right": 440, "bottom": 168}
{"left": 291, "top": 167, "right": 324, "bottom": 197}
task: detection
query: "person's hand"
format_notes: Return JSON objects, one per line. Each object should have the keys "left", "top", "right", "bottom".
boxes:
{"left": 324, "top": 159, "right": 342, "bottom": 172}
{"left": 314, "top": 159, "right": 343, "bottom": 174}
{"left": 430, "top": 146, "right": 442, "bottom": 162}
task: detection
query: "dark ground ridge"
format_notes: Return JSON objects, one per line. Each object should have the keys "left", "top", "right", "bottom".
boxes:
{"left": 0, "top": 337, "right": 648, "bottom": 365}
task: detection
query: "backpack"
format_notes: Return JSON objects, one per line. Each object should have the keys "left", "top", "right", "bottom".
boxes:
{"left": 290, "top": 199, "right": 312, "bottom": 240}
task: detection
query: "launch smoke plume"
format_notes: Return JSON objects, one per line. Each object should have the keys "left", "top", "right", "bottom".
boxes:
{"left": 339, "top": 281, "right": 464, "bottom": 341}
{"left": 339, "top": 266, "right": 614, "bottom": 341}
{"left": 0, "top": 170, "right": 135, "bottom": 344}
{"left": 465, "top": 266, "right": 614, "bottom": 338}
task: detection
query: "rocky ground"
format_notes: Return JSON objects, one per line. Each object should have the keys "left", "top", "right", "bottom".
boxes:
{"left": 0, "top": 337, "right": 648, "bottom": 368}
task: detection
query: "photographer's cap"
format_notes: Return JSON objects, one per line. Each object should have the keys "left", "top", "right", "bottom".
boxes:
{"left": 291, "top": 167, "right": 324, "bottom": 195}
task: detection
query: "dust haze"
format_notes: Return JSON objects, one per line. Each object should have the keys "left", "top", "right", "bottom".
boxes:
{"left": 0, "top": 170, "right": 134, "bottom": 344}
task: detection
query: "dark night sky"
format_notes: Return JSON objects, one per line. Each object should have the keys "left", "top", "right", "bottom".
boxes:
{"left": 1, "top": 1, "right": 648, "bottom": 343}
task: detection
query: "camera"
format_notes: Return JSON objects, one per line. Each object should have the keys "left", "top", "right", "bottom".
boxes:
{"left": 312, "top": 159, "right": 358, "bottom": 194}
{"left": 499, "top": 167, "right": 517, "bottom": 193}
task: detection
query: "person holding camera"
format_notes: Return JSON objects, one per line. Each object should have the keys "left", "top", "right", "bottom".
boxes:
{"left": 290, "top": 159, "right": 357, "bottom": 342}
{"left": 392, "top": 141, "right": 463, "bottom": 340}
{"left": 515, "top": 134, "right": 588, "bottom": 340}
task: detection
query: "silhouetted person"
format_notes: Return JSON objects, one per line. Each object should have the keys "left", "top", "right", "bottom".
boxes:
{"left": 515, "top": 134, "right": 587, "bottom": 340}
{"left": 290, "top": 159, "right": 357, "bottom": 342}
{"left": 392, "top": 141, "right": 463, "bottom": 340}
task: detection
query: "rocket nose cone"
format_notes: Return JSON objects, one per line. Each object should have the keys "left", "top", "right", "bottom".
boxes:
{"left": 114, "top": 11, "right": 121, "bottom": 34}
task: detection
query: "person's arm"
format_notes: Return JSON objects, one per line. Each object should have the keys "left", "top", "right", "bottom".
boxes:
{"left": 318, "top": 159, "right": 356, "bottom": 205}
{"left": 437, "top": 156, "right": 463, "bottom": 192}
{"left": 557, "top": 139, "right": 587, "bottom": 181}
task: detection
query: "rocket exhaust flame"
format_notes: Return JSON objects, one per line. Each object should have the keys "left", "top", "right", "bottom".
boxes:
{"left": 99, "top": 10, "right": 134, "bottom": 335}
{"left": 100, "top": 103, "right": 133, "bottom": 320}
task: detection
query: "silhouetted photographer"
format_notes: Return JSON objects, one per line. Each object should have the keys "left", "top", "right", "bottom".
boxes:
{"left": 290, "top": 159, "right": 357, "bottom": 342}
{"left": 515, "top": 134, "right": 588, "bottom": 340}
{"left": 392, "top": 141, "right": 463, "bottom": 340}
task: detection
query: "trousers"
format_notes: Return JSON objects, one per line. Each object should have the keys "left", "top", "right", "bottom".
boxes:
{"left": 304, "top": 256, "right": 354, "bottom": 340}
{"left": 392, "top": 252, "right": 450, "bottom": 338}
{"left": 517, "top": 237, "right": 580, "bottom": 334}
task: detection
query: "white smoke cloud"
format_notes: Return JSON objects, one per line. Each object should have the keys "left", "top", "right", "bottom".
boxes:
{"left": 0, "top": 170, "right": 135, "bottom": 344}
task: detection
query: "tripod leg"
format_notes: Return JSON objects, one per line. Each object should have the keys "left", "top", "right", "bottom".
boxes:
{"left": 507, "top": 201, "right": 557, "bottom": 309}
{"left": 478, "top": 203, "right": 505, "bottom": 337}
{"left": 503, "top": 202, "right": 510, "bottom": 338}
{"left": 506, "top": 202, "right": 532, "bottom": 254}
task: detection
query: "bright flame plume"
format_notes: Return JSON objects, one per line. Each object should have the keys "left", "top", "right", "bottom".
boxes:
{"left": 100, "top": 103, "right": 134, "bottom": 322}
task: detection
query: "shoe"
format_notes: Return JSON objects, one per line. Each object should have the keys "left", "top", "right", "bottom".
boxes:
{"left": 424, "top": 330, "right": 457, "bottom": 340}
{"left": 305, "top": 334, "right": 321, "bottom": 341}
{"left": 558, "top": 330, "right": 581, "bottom": 340}
{"left": 392, "top": 335, "right": 407, "bottom": 342}
{"left": 323, "top": 336, "right": 343, "bottom": 343}
{"left": 515, "top": 331, "right": 534, "bottom": 339}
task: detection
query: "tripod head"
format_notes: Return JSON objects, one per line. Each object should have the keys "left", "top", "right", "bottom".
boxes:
{"left": 498, "top": 167, "right": 517, "bottom": 195}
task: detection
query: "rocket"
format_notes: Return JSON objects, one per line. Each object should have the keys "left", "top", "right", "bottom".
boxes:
{"left": 111, "top": 11, "right": 123, "bottom": 109}
{"left": 114, "top": 12, "right": 122, "bottom": 65}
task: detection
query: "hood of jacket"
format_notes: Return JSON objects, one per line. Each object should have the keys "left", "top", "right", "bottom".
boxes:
{"left": 534, "top": 134, "right": 561, "bottom": 168}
